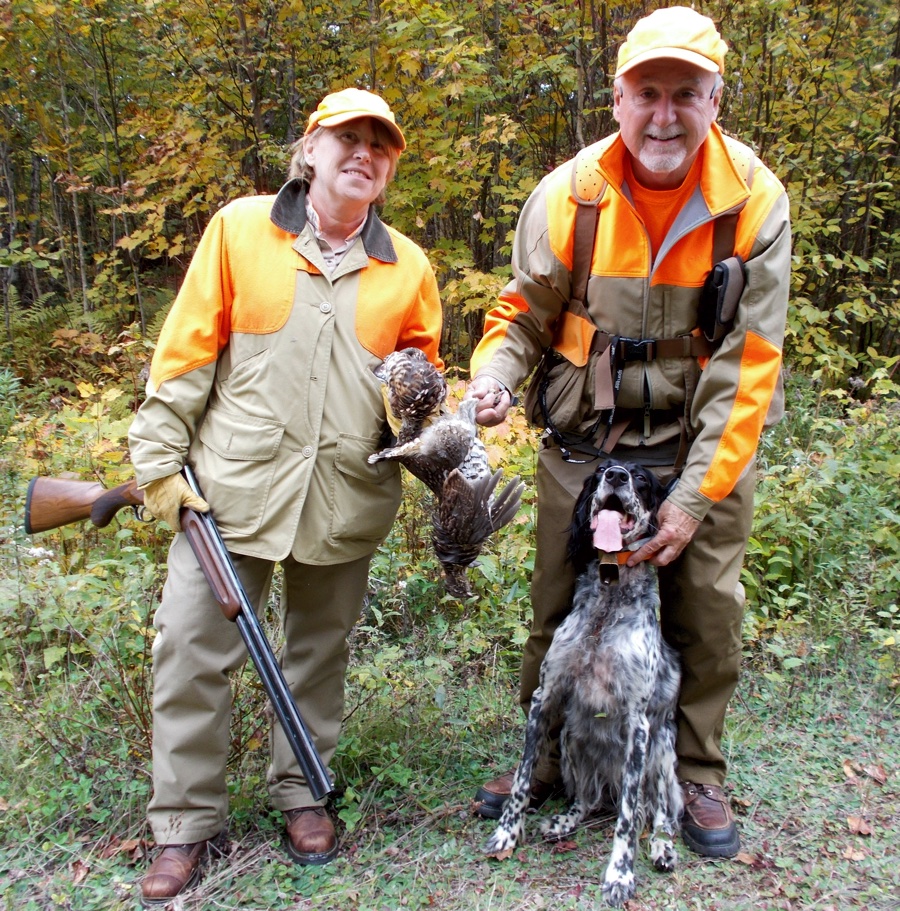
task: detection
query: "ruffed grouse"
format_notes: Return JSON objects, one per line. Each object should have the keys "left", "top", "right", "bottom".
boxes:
{"left": 370, "top": 349, "right": 524, "bottom": 598}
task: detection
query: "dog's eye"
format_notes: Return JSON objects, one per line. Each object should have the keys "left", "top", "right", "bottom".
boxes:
{"left": 635, "top": 471, "right": 657, "bottom": 496}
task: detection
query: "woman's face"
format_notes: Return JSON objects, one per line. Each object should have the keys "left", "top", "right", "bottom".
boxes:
{"left": 304, "top": 118, "right": 394, "bottom": 217}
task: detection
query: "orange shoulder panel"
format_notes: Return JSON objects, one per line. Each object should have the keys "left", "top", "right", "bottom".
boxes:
{"left": 355, "top": 243, "right": 443, "bottom": 369}
{"left": 546, "top": 157, "right": 652, "bottom": 280}
{"left": 149, "top": 212, "right": 232, "bottom": 389}
{"left": 150, "top": 199, "right": 300, "bottom": 389}
{"left": 699, "top": 331, "right": 783, "bottom": 501}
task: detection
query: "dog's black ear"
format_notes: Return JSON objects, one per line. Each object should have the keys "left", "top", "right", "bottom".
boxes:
{"left": 566, "top": 467, "right": 602, "bottom": 569}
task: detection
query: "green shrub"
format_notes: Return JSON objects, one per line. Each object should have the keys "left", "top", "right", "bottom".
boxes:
{"left": 743, "top": 371, "right": 900, "bottom": 679}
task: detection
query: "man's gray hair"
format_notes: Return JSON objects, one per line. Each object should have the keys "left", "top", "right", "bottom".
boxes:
{"left": 288, "top": 123, "right": 401, "bottom": 206}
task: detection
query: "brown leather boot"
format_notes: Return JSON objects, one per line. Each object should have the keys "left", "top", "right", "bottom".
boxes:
{"left": 140, "top": 836, "right": 223, "bottom": 906}
{"left": 284, "top": 806, "right": 339, "bottom": 865}
{"left": 680, "top": 781, "right": 741, "bottom": 857}
{"left": 473, "top": 768, "right": 563, "bottom": 820}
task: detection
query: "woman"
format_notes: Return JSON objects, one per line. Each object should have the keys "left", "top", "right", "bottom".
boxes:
{"left": 129, "top": 88, "right": 443, "bottom": 905}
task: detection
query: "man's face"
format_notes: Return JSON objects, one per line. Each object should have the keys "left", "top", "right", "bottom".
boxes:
{"left": 613, "top": 60, "right": 722, "bottom": 189}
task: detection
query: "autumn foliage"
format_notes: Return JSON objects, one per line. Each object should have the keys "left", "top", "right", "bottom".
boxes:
{"left": 1, "top": 0, "right": 898, "bottom": 387}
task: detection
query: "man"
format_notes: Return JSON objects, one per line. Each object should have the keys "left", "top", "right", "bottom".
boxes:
{"left": 129, "top": 88, "right": 443, "bottom": 905}
{"left": 467, "top": 7, "right": 790, "bottom": 858}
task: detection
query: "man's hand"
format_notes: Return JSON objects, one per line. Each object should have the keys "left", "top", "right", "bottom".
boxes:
{"left": 142, "top": 472, "right": 210, "bottom": 532}
{"left": 464, "top": 374, "right": 512, "bottom": 427}
{"left": 627, "top": 500, "right": 701, "bottom": 567}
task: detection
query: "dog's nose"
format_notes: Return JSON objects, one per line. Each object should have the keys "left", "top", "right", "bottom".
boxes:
{"left": 604, "top": 466, "right": 630, "bottom": 487}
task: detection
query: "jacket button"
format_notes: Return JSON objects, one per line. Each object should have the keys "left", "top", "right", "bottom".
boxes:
{"left": 302, "top": 446, "right": 314, "bottom": 458}
{"left": 319, "top": 301, "right": 332, "bottom": 313}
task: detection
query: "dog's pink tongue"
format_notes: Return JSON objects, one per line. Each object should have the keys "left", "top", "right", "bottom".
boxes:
{"left": 592, "top": 510, "right": 623, "bottom": 552}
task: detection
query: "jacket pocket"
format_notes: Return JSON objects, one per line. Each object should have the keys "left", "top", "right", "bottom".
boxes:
{"left": 193, "top": 407, "right": 285, "bottom": 536}
{"left": 524, "top": 350, "right": 601, "bottom": 436}
{"left": 328, "top": 433, "right": 401, "bottom": 545}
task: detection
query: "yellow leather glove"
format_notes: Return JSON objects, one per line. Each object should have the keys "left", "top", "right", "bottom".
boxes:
{"left": 380, "top": 385, "right": 403, "bottom": 436}
{"left": 141, "top": 473, "right": 210, "bottom": 532}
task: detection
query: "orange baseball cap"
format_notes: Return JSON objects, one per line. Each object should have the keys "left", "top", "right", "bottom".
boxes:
{"left": 305, "top": 88, "right": 406, "bottom": 151}
{"left": 615, "top": 7, "right": 727, "bottom": 78}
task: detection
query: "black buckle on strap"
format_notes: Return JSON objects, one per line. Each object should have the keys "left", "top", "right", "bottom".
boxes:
{"left": 618, "top": 337, "right": 656, "bottom": 362}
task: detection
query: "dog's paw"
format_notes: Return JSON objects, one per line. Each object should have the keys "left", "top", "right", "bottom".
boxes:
{"left": 601, "top": 871, "right": 635, "bottom": 907}
{"left": 649, "top": 834, "right": 677, "bottom": 871}
{"left": 483, "top": 826, "right": 521, "bottom": 860}
{"left": 539, "top": 813, "right": 576, "bottom": 841}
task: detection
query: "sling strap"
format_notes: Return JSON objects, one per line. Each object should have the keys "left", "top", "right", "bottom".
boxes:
{"left": 713, "top": 137, "right": 757, "bottom": 265}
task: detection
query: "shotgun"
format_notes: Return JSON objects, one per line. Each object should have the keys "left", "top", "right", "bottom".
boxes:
{"left": 24, "top": 466, "right": 334, "bottom": 801}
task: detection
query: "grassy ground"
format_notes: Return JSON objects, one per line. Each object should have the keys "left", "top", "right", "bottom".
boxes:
{"left": 1, "top": 375, "right": 897, "bottom": 909}
{"left": 1, "top": 642, "right": 896, "bottom": 911}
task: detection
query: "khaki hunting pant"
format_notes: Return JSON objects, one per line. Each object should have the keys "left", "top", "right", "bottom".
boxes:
{"left": 147, "top": 534, "right": 371, "bottom": 844}
{"left": 523, "top": 445, "right": 755, "bottom": 787}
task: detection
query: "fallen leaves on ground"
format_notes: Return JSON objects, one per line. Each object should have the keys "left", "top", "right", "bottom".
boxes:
{"left": 842, "top": 758, "right": 888, "bottom": 785}
{"left": 549, "top": 839, "right": 578, "bottom": 854}
{"left": 846, "top": 815, "right": 872, "bottom": 836}
{"left": 842, "top": 844, "right": 868, "bottom": 861}
{"left": 485, "top": 846, "right": 515, "bottom": 860}
{"left": 69, "top": 859, "right": 90, "bottom": 886}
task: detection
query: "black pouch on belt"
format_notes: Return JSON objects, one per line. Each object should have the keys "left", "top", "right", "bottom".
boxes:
{"left": 699, "top": 255, "right": 746, "bottom": 344}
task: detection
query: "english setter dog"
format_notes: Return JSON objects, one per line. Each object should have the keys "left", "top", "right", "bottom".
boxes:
{"left": 484, "top": 460, "right": 682, "bottom": 907}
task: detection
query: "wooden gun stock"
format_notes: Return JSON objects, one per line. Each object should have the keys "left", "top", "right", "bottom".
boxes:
{"left": 25, "top": 477, "right": 144, "bottom": 534}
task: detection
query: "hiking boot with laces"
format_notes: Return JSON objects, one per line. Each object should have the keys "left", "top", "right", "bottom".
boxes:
{"left": 680, "top": 781, "right": 740, "bottom": 857}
